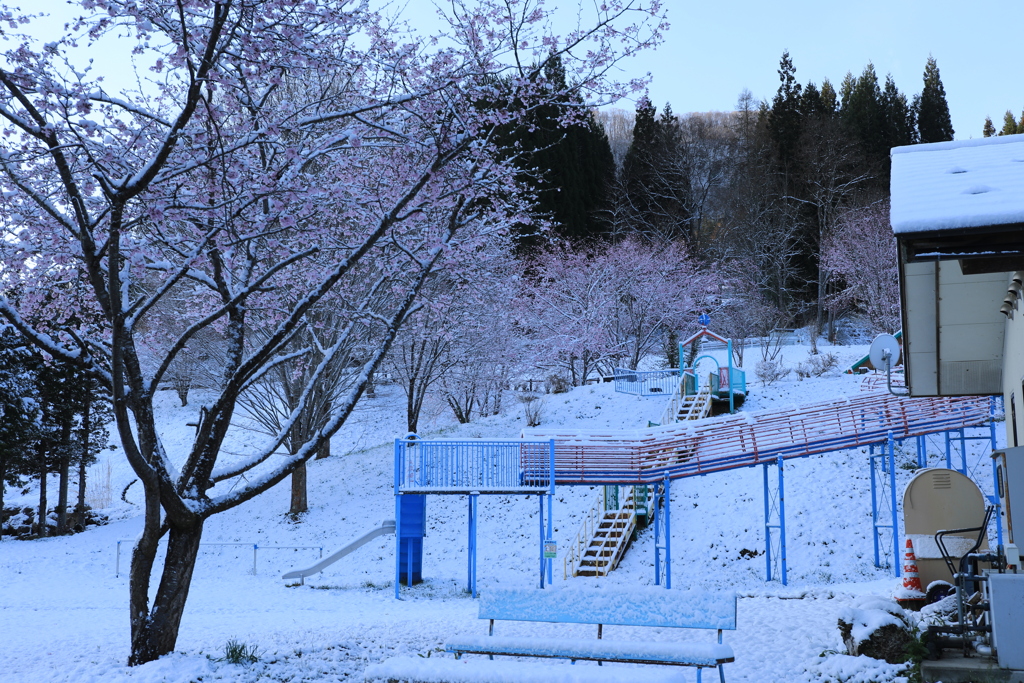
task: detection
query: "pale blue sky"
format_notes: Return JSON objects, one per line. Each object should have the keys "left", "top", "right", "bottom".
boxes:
{"left": 631, "top": 0, "right": 1022, "bottom": 138}
{"left": 27, "top": 0, "right": 1024, "bottom": 139}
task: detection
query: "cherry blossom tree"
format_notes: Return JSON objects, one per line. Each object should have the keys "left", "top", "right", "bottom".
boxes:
{"left": 518, "top": 242, "right": 620, "bottom": 384}
{"left": 604, "top": 238, "right": 717, "bottom": 370}
{"left": 0, "top": 0, "right": 662, "bottom": 664}
{"left": 821, "top": 198, "right": 900, "bottom": 334}
{"left": 519, "top": 238, "right": 712, "bottom": 383}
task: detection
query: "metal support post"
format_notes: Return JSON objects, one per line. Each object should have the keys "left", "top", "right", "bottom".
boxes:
{"left": 888, "top": 432, "right": 901, "bottom": 578}
{"left": 468, "top": 493, "right": 478, "bottom": 597}
{"left": 946, "top": 431, "right": 952, "bottom": 470}
{"left": 664, "top": 476, "right": 672, "bottom": 589}
{"left": 870, "top": 455, "right": 880, "bottom": 568}
{"left": 728, "top": 339, "right": 734, "bottom": 415}
{"left": 869, "top": 433, "right": 901, "bottom": 577}
{"left": 991, "top": 457, "right": 1005, "bottom": 548}
{"left": 539, "top": 494, "right": 545, "bottom": 589}
{"left": 917, "top": 436, "right": 926, "bottom": 469}
{"left": 547, "top": 439, "right": 555, "bottom": 586}
{"left": 546, "top": 493, "right": 554, "bottom": 585}
{"left": 763, "top": 456, "right": 787, "bottom": 585}
{"left": 959, "top": 429, "right": 967, "bottom": 474}
{"left": 394, "top": 439, "right": 402, "bottom": 600}
{"left": 653, "top": 481, "right": 661, "bottom": 586}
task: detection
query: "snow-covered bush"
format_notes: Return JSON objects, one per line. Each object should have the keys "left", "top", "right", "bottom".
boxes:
{"left": 545, "top": 375, "right": 572, "bottom": 394}
{"left": 520, "top": 395, "right": 545, "bottom": 427}
{"left": 756, "top": 360, "right": 790, "bottom": 385}
{"left": 796, "top": 352, "right": 839, "bottom": 379}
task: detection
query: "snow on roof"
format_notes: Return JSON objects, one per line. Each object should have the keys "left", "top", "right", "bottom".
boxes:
{"left": 890, "top": 133, "right": 1024, "bottom": 235}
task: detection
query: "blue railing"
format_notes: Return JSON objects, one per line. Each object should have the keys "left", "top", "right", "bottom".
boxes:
{"left": 710, "top": 367, "right": 747, "bottom": 397}
{"left": 613, "top": 368, "right": 680, "bottom": 396}
{"left": 395, "top": 437, "right": 555, "bottom": 493}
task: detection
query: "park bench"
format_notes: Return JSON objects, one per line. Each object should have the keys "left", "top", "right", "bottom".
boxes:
{"left": 364, "top": 587, "right": 736, "bottom": 683}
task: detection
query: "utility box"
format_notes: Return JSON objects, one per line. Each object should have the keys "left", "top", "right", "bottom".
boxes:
{"left": 989, "top": 573, "right": 1024, "bottom": 670}
{"left": 903, "top": 469, "right": 988, "bottom": 588}
{"left": 993, "top": 447, "right": 1024, "bottom": 547}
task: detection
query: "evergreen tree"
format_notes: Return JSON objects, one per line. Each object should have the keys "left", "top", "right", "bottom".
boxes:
{"left": 525, "top": 56, "right": 615, "bottom": 243}
{"left": 820, "top": 79, "right": 839, "bottom": 115}
{"left": 620, "top": 97, "right": 681, "bottom": 241}
{"left": 765, "top": 50, "right": 804, "bottom": 171}
{"left": 499, "top": 54, "right": 616, "bottom": 251}
{"left": 881, "top": 75, "right": 916, "bottom": 150}
{"left": 840, "top": 63, "right": 887, "bottom": 168}
{"left": 917, "top": 56, "right": 954, "bottom": 143}
{"left": 0, "top": 325, "right": 39, "bottom": 526}
{"left": 1000, "top": 110, "right": 1019, "bottom": 136}
{"left": 983, "top": 117, "right": 996, "bottom": 137}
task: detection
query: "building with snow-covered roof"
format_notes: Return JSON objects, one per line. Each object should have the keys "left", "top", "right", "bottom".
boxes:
{"left": 892, "top": 134, "right": 1024, "bottom": 399}
{"left": 893, "top": 134, "right": 1024, "bottom": 674}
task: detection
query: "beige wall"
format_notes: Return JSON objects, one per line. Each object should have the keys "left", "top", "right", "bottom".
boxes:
{"left": 903, "top": 260, "right": 1006, "bottom": 396}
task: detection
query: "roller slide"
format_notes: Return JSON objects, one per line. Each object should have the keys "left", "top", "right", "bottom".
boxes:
{"left": 282, "top": 519, "right": 396, "bottom": 582}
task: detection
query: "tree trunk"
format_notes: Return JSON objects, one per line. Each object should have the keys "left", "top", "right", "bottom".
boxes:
{"left": 57, "top": 418, "right": 72, "bottom": 533}
{"left": 129, "top": 520, "right": 204, "bottom": 665}
{"left": 36, "top": 446, "right": 47, "bottom": 536}
{"left": 1, "top": 458, "right": 6, "bottom": 537}
{"left": 75, "top": 395, "right": 91, "bottom": 528}
{"left": 406, "top": 378, "right": 420, "bottom": 434}
{"left": 57, "top": 454, "right": 70, "bottom": 533}
{"left": 290, "top": 461, "right": 308, "bottom": 515}
{"left": 314, "top": 438, "right": 331, "bottom": 460}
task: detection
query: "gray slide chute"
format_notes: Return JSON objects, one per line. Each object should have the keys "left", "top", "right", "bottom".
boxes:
{"left": 282, "top": 519, "right": 396, "bottom": 583}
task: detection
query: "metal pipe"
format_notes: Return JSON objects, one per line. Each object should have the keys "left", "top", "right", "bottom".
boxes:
{"left": 888, "top": 431, "right": 901, "bottom": 578}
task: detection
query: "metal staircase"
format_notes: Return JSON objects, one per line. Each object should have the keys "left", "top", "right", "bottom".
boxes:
{"left": 659, "top": 372, "right": 713, "bottom": 425}
{"left": 564, "top": 486, "right": 644, "bottom": 578}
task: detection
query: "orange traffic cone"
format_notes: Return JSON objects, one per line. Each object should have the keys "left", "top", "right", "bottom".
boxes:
{"left": 902, "top": 538, "right": 924, "bottom": 593}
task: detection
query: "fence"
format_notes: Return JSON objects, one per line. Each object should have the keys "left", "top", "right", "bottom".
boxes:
{"left": 115, "top": 540, "right": 323, "bottom": 577}
{"left": 395, "top": 437, "right": 555, "bottom": 493}
{"left": 613, "top": 368, "right": 680, "bottom": 396}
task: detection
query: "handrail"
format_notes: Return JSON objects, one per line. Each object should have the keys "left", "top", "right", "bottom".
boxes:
{"left": 660, "top": 372, "right": 712, "bottom": 425}
{"left": 593, "top": 487, "right": 638, "bottom": 576}
{"left": 613, "top": 368, "right": 680, "bottom": 396}
{"left": 525, "top": 392, "right": 991, "bottom": 485}
{"left": 564, "top": 486, "right": 640, "bottom": 578}
{"left": 565, "top": 490, "right": 605, "bottom": 579}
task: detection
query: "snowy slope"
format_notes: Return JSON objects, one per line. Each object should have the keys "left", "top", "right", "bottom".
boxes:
{"left": 0, "top": 342, "right": 1003, "bottom": 683}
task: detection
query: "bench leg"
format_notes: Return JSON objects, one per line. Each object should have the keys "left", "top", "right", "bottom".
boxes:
{"left": 719, "top": 663, "right": 725, "bottom": 682}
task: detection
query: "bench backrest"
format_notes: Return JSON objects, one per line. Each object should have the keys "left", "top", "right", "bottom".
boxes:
{"left": 478, "top": 588, "right": 737, "bottom": 630}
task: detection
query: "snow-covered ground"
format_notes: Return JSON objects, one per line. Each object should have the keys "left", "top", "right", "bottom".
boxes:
{"left": 0, "top": 342, "right": 1004, "bottom": 683}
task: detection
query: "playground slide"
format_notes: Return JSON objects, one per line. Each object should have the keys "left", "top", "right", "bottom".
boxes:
{"left": 281, "top": 519, "right": 396, "bottom": 582}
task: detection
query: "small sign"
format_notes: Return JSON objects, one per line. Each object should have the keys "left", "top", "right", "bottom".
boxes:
{"left": 698, "top": 313, "right": 711, "bottom": 327}
{"left": 543, "top": 540, "right": 557, "bottom": 559}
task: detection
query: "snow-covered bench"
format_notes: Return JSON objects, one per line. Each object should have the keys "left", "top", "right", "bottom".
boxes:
{"left": 364, "top": 588, "right": 736, "bottom": 682}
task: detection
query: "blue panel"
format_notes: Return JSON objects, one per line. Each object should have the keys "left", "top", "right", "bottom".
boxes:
{"left": 399, "top": 495, "right": 426, "bottom": 538}
{"left": 399, "top": 537, "right": 422, "bottom": 585}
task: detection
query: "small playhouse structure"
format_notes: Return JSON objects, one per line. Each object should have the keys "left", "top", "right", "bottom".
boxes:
{"left": 613, "top": 319, "right": 747, "bottom": 424}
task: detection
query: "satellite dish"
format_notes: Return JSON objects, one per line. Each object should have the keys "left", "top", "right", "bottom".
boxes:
{"left": 869, "top": 334, "right": 902, "bottom": 371}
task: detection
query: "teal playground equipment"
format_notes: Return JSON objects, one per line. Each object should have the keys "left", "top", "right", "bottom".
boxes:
{"left": 615, "top": 319, "right": 747, "bottom": 425}
{"left": 393, "top": 390, "right": 998, "bottom": 597}
{"left": 678, "top": 323, "right": 746, "bottom": 415}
